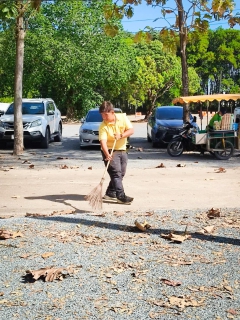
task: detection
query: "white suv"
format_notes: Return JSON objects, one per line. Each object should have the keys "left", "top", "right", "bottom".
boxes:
{"left": 0, "top": 98, "right": 62, "bottom": 148}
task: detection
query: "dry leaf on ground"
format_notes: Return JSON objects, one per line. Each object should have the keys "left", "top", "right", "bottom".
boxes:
{"left": 156, "top": 163, "right": 165, "bottom": 168}
{"left": 22, "top": 160, "right": 31, "bottom": 164}
{"left": 25, "top": 208, "right": 76, "bottom": 217}
{"left": 196, "top": 225, "right": 215, "bottom": 234}
{"left": 160, "top": 232, "right": 191, "bottom": 243}
{"left": 176, "top": 163, "right": 186, "bottom": 167}
{"left": 26, "top": 266, "right": 75, "bottom": 282}
{"left": 160, "top": 278, "right": 182, "bottom": 286}
{"left": 207, "top": 208, "right": 221, "bottom": 218}
{"left": 0, "top": 229, "right": 23, "bottom": 240}
{"left": 41, "top": 252, "right": 55, "bottom": 259}
{"left": 60, "top": 164, "right": 68, "bottom": 169}
{"left": 135, "top": 220, "right": 151, "bottom": 232}
{"left": 215, "top": 167, "right": 226, "bottom": 173}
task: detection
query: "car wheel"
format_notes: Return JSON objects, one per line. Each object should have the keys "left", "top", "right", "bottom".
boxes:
{"left": 54, "top": 123, "right": 62, "bottom": 142}
{"left": 0, "top": 141, "right": 7, "bottom": 149}
{"left": 42, "top": 127, "right": 50, "bottom": 148}
{"left": 152, "top": 139, "right": 158, "bottom": 148}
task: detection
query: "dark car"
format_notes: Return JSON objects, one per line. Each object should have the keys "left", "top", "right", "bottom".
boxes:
{"left": 147, "top": 106, "right": 192, "bottom": 147}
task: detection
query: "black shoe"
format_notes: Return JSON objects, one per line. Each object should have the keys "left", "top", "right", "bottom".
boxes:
{"left": 117, "top": 195, "right": 133, "bottom": 205}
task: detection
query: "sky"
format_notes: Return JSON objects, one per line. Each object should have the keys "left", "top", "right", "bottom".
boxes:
{"left": 121, "top": 2, "right": 240, "bottom": 33}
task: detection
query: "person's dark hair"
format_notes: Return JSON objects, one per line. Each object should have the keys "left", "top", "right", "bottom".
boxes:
{"left": 99, "top": 101, "right": 114, "bottom": 113}
{"left": 220, "top": 107, "right": 226, "bottom": 115}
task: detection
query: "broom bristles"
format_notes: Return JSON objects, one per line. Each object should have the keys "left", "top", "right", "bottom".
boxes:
{"left": 85, "top": 181, "right": 104, "bottom": 210}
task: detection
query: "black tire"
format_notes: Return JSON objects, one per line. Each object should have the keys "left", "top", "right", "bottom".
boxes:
{"left": 167, "top": 139, "right": 184, "bottom": 157}
{"left": 0, "top": 141, "right": 7, "bottom": 149}
{"left": 54, "top": 123, "right": 62, "bottom": 142}
{"left": 214, "top": 140, "right": 234, "bottom": 160}
{"left": 42, "top": 127, "right": 50, "bottom": 149}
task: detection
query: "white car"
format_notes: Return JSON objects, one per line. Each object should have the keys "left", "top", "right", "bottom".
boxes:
{"left": 0, "top": 103, "right": 10, "bottom": 117}
{"left": 79, "top": 108, "right": 123, "bottom": 148}
{"left": 0, "top": 98, "right": 62, "bottom": 148}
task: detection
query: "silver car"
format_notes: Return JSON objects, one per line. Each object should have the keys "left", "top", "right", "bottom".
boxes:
{"left": 79, "top": 108, "right": 122, "bottom": 148}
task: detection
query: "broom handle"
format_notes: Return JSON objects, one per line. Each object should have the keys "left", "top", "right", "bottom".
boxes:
{"left": 101, "top": 139, "right": 117, "bottom": 180}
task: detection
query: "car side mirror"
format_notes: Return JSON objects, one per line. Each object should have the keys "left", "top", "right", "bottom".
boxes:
{"left": 80, "top": 117, "right": 85, "bottom": 123}
{"left": 48, "top": 110, "right": 54, "bottom": 116}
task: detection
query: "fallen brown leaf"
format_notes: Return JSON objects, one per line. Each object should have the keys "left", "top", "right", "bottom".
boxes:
{"left": 207, "top": 207, "right": 221, "bottom": 218}
{"left": 156, "top": 163, "right": 165, "bottom": 168}
{"left": 176, "top": 163, "right": 186, "bottom": 167}
{"left": 26, "top": 266, "right": 74, "bottom": 282}
{"left": 203, "top": 225, "right": 215, "bottom": 233}
{"left": 135, "top": 220, "right": 151, "bottom": 232}
{"left": 168, "top": 295, "right": 205, "bottom": 309}
{"left": 160, "top": 278, "right": 181, "bottom": 286}
{"left": 215, "top": 167, "right": 226, "bottom": 173}
{"left": 227, "top": 309, "right": 238, "bottom": 315}
{"left": 41, "top": 252, "right": 55, "bottom": 259}
{"left": 161, "top": 232, "right": 191, "bottom": 243}
{"left": 25, "top": 208, "right": 76, "bottom": 217}
{"left": 0, "top": 229, "right": 23, "bottom": 239}
{"left": 29, "top": 164, "right": 34, "bottom": 169}
{"left": 60, "top": 164, "right": 68, "bottom": 169}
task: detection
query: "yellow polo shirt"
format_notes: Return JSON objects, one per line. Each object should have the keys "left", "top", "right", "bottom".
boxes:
{"left": 99, "top": 113, "right": 133, "bottom": 150}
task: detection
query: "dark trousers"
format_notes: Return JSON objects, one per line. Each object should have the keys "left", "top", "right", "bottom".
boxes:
{"left": 102, "top": 150, "right": 128, "bottom": 198}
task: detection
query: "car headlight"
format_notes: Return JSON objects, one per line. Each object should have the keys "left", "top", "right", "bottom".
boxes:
{"left": 0, "top": 121, "right": 6, "bottom": 128}
{"left": 29, "top": 119, "right": 42, "bottom": 128}
{"left": 82, "top": 129, "right": 93, "bottom": 134}
{"left": 157, "top": 125, "right": 168, "bottom": 130}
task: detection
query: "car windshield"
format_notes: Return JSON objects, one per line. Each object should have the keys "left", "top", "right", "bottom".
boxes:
{"left": 86, "top": 111, "right": 103, "bottom": 122}
{"left": 156, "top": 108, "right": 183, "bottom": 120}
{"left": 5, "top": 102, "right": 44, "bottom": 115}
{"left": 85, "top": 109, "right": 122, "bottom": 122}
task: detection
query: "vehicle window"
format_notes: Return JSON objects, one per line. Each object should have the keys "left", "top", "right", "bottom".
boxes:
{"left": 86, "top": 111, "right": 103, "bottom": 122}
{"left": 47, "top": 102, "right": 55, "bottom": 114}
{"left": 6, "top": 103, "right": 44, "bottom": 115}
{"left": 156, "top": 108, "right": 183, "bottom": 120}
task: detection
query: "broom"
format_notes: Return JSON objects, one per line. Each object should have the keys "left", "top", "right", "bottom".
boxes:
{"left": 85, "top": 139, "right": 117, "bottom": 210}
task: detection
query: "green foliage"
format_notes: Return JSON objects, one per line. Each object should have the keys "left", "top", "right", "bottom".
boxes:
{"left": 187, "top": 28, "right": 240, "bottom": 94}
{"left": 19, "top": 0, "right": 137, "bottom": 117}
{"left": 125, "top": 39, "right": 183, "bottom": 115}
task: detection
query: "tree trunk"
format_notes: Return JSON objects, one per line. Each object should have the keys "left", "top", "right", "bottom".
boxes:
{"left": 13, "top": 9, "right": 25, "bottom": 155}
{"left": 177, "top": 0, "right": 189, "bottom": 122}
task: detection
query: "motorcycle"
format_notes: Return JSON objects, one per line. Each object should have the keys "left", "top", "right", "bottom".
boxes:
{"left": 167, "top": 119, "right": 205, "bottom": 157}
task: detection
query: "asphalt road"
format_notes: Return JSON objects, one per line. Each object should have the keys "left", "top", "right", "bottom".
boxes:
{"left": 0, "top": 117, "right": 239, "bottom": 169}
{"left": 1, "top": 117, "right": 239, "bottom": 216}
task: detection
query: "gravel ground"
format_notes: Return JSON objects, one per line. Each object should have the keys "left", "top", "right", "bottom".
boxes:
{"left": 0, "top": 207, "right": 239, "bottom": 320}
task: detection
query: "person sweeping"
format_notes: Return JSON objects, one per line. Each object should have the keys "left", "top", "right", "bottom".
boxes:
{"left": 99, "top": 101, "right": 134, "bottom": 205}
{"left": 85, "top": 101, "right": 134, "bottom": 209}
